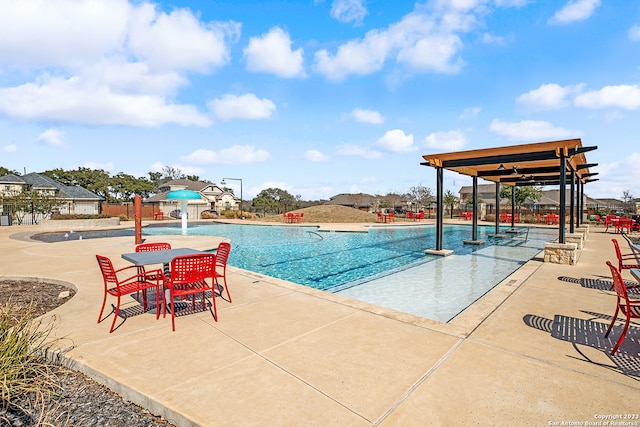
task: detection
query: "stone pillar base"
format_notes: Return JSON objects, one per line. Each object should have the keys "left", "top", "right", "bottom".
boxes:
{"left": 544, "top": 242, "right": 578, "bottom": 265}
{"left": 565, "top": 233, "right": 584, "bottom": 250}
{"left": 424, "top": 248, "right": 454, "bottom": 257}
{"left": 575, "top": 226, "right": 588, "bottom": 240}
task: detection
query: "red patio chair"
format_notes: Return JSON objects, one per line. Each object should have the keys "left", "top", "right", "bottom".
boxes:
{"left": 212, "top": 242, "right": 232, "bottom": 302}
{"left": 377, "top": 212, "right": 384, "bottom": 222}
{"left": 406, "top": 211, "right": 415, "bottom": 221}
{"left": 615, "top": 217, "right": 633, "bottom": 234}
{"left": 387, "top": 212, "right": 395, "bottom": 222}
{"left": 163, "top": 253, "right": 217, "bottom": 331}
{"left": 604, "top": 261, "right": 640, "bottom": 355}
{"left": 135, "top": 242, "right": 172, "bottom": 279}
{"left": 416, "top": 212, "right": 424, "bottom": 221}
{"left": 611, "top": 238, "right": 640, "bottom": 273}
{"left": 96, "top": 255, "right": 162, "bottom": 333}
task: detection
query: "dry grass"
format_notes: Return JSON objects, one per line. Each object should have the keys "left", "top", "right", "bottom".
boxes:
{"left": 249, "top": 205, "right": 377, "bottom": 223}
{"left": 0, "top": 301, "right": 60, "bottom": 425}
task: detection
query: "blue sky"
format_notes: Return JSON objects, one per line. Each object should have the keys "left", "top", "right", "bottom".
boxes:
{"left": 1, "top": 0, "right": 639, "bottom": 200}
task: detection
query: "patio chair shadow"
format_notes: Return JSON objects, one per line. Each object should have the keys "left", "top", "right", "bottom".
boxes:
{"left": 523, "top": 313, "right": 640, "bottom": 379}
{"left": 558, "top": 276, "right": 639, "bottom": 293}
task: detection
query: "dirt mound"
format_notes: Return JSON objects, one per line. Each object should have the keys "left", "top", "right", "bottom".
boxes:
{"left": 254, "top": 205, "right": 376, "bottom": 223}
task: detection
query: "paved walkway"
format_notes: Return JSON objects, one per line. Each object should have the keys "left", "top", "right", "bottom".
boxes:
{"left": 1, "top": 221, "right": 639, "bottom": 426}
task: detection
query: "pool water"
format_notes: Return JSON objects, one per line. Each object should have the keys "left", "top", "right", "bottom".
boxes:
{"left": 144, "top": 224, "right": 557, "bottom": 322}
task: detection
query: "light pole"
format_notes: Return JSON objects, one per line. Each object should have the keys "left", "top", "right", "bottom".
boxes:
{"left": 221, "top": 177, "right": 243, "bottom": 219}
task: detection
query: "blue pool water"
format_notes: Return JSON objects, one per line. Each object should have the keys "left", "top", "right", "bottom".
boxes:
{"left": 144, "top": 224, "right": 557, "bottom": 322}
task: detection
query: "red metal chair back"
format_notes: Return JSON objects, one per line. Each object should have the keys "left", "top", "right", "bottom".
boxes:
{"left": 215, "top": 242, "right": 231, "bottom": 270}
{"left": 96, "top": 254, "right": 118, "bottom": 287}
{"left": 212, "top": 242, "right": 232, "bottom": 302}
{"left": 604, "top": 261, "right": 640, "bottom": 355}
{"left": 136, "top": 242, "right": 171, "bottom": 252}
{"left": 170, "top": 253, "right": 214, "bottom": 284}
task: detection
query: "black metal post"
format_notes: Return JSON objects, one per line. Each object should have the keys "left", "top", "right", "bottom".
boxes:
{"left": 569, "top": 168, "right": 575, "bottom": 234}
{"left": 578, "top": 181, "right": 584, "bottom": 226}
{"left": 436, "top": 167, "right": 443, "bottom": 251}
{"left": 511, "top": 186, "right": 516, "bottom": 228}
{"left": 472, "top": 176, "right": 478, "bottom": 241}
{"left": 495, "top": 183, "right": 500, "bottom": 235}
{"left": 559, "top": 154, "right": 566, "bottom": 243}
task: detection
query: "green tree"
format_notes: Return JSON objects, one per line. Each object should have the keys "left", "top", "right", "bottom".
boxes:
{"left": 0, "top": 166, "right": 19, "bottom": 176}
{"left": 43, "top": 167, "right": 112, "bottom": 202}
{"left": 253, "top": 188, "right": 297, "bottom": 213}
{"left": 500, "top": 185, "right": 543, "bottom": 207}
{"left": 3, "top": 188, "right": 61, "bottom": 224}
{"left": 443, "top": 190, "right": 458, "bottom": 219}
{"left": 110, "top": 173, "right": 155, "bottom": 202}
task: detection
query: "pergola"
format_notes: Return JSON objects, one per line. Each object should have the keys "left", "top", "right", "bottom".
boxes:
{"left": 420, "top": 138, "right": 598, "bottom": 253}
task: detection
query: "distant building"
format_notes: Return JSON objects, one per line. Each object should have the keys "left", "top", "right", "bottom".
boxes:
{"left": 324, "top": 193, "right": 378, "bottom": 211}
{"left": 324, "top": 193, "right": 411, "bottom": 213}
{"left": 144, "top": 179, "right": 236, "bottom": 217}
{"left": 0, "top": 172, "right": 103, "bottom": 214}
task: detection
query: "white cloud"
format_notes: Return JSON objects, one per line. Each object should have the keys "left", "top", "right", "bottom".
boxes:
{"left": 375, "top": 129, "right": 416, "bottom": 153}
{"left": 493, "top": 0, "right": 529, "bottom": 6}
{"left": 313, "top": 5, "right": 477, "bottom": 80}
{"left": 0, "top": 76, "right": 211, "bottom": 126}
{"left": 480, "top": 33, "right": 505, "bottom": 44}
{"left": 0, "top": 0, "right": 238, "bottom": 126}
{"left": 335, "top": 144, "right": 382, "bottom": 159}
{"left": 208, "top": 94, "right": 276, "bottom": 121}
{"left": 517, "top": 83, "right": 584, "bottom": 110}
{"left": 548, "top": 0, "right": 600, "bottom": 25}
{"left": 585, "top": 153, "right": 640, "bottom": 198}
{"left": 351, "top": 108, "right": 385, "bottom": 124}
{"left": 36, "top": 129, "right": 65, "bottom": 146}
{"left": 424, "top": 130, "right": 467, "bottom": 151}
{"left": 574, "top": 85, "right": 640, "bottom": 110}
{"left": 304, "top": 150, "right": 329, "bottom": 162}
{"left": 127, "top": 4, "right": 238, "bottom": 73}
{"left": 330, "top": 0, "right": 368, "bottom": 25}
{"left": 243, "top": 27, "right": 305, "bottom": 78}
{"left": 490, "top": 119, "right": 579, "bottom": 140}
{"left": 181, "top": 146, "right": 271, "bottom": 165}
{"left": 459, "top": 106, "right": 481, "bottom": 119}
{"left": 629, "top": 25, "right": 640, "bottom": 41}
{"left": 3, "top": 144, "right": 17, "bottom": 153}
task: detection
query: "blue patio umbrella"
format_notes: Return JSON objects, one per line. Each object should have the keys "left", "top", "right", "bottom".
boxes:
{"left": 166, "top": 190, "right": 202, "bottom": 231}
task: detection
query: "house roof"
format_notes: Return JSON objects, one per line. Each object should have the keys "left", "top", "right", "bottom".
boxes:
{"left": 1, "top": 172, "right": 103, "bottom": 201}
{"left": 146, "top": 179, "right": 223, "bottom": 203}
{"left": 0, "top": 174, "right": 25, "bottom": 184}
{"left": 421, "top": 138, "right": 597, "bottom": 187}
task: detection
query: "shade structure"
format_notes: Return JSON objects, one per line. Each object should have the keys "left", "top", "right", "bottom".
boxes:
{"left": 420, "top": 138, "right": 597, "bottom": 251}
{"left": 166, "top": 190, "right": 202, "bottom": 231}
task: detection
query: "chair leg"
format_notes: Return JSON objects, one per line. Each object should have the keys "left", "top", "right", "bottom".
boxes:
{"left": 604, "top": 305, "right": 620, "bottom": 338}
{"left": 223, "top": 275, "right": 231, "bottom": 303}
{"left": 98, "top": 293, "right": 108, "bottom": 323}
{"left": 109, "top": 296, "right": 121, "bottom": 333}
{"left": 610, "top": 316, "right": 631, "bottom": 356}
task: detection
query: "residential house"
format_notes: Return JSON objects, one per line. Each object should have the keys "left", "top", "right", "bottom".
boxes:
{"left": 324, "top": 193, "right": 378, "bottom": 212}
{"left": 0, "top": 172, "right": 103, "bottom": 224}
{"left": 144, "top": 179, "right": 237, "bottom": 217}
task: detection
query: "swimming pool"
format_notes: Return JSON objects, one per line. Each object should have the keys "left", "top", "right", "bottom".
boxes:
{"left": 143, "top": 223, "right": 557, "bottom": 322}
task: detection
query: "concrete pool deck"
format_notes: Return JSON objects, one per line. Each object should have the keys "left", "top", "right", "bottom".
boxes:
{"left": 1, "top": 220, "right": 639, "bottom": 426}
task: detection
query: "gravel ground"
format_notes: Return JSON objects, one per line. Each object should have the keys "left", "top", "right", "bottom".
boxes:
{"left": 0, "top": 280, "right": 176, "bottom": 427}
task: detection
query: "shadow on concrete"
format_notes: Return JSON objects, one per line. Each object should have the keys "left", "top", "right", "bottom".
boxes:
{"left": 524, "top": 313, "right": 640, "bottom": 380}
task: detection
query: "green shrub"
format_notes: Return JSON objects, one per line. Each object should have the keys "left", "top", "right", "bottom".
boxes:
{"left": 50, "top": 214, "right": 111, "bottom": 220}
